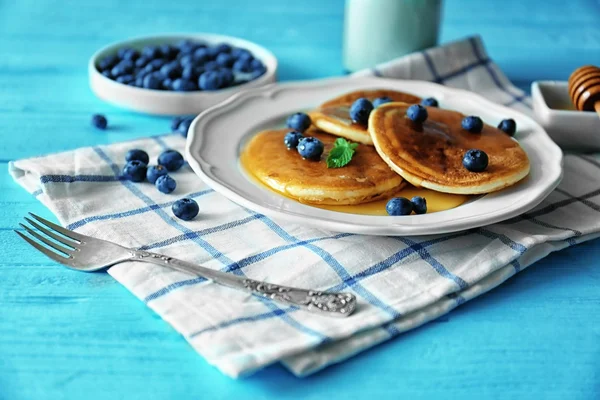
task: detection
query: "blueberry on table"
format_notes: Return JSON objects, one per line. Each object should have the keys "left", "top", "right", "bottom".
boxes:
{"left": 125, "top": 149, "right": 149, "bottom": 164}
{"left": 463, "top": 149, "right": 489, "bottom": 172}
{"left": 158, "top": 149, "right": 185, "bottom": 171}
{"left": 406, "top": 104, "right": 428, "bottom": 123}
{"left": 373, "top": 97, "right": 392, "bottom": 108}
{"left": 91, "top": 114, "right": 107, "bottom": 130}
{"left": 172, "top": 198, "right": 199, "bottom": 221}
{"left": 349, "top": 98, "right": 374, "bottom": 125}
{"left": 123, "top": 160, "right": 148, "bottom": 182}
{"left": 421, "top": 97, "right": 439, "bottom": 107}
{"left": 386, "top": 197, "right": 413, "bottom": 216}
{"left": 146, "top": 165, "right": 168, "bottom": 184}
{"left": 232, "top": 58, "right": 252, "bottom": 73}
{"left": 172, "top": 78, "right": 197, "bottom": 92}
{"left": 198, "top": 70, "right": 223, "bottom": 90}
{"left": 284, "top": 131, "right": 304, "bottom": 149}
{"left": 143, "top": 74, "right": 162, "bottom": 90}
{"left": 411, "top": 196, "right": 427, "bottom": 215}
{"left": 216, "top": 53, "right": 234, "bottom": 68}
{"left": 462, "top": 116, "right": 483, "bottom": 133}
{"left": 497, "top": 118, "right": 517, "bottom": 136}
{"left": 155, "top": 175, "right": 177, "bottom": 194}
{"left": 297, "top": 137, "right": 324, "bottom": 160}
{"left": 98, "top": 54, "right": 119, "bottom": 71}
{"left": 177, "top": 118, "right": 193, "bottom": 137}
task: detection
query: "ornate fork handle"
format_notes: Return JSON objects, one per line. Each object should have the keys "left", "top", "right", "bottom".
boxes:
{"left": 130, "top": 250, "right": 357, "bottom": 318}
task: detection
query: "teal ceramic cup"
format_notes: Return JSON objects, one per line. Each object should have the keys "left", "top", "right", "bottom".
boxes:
{"left": 343, "top": 0, "right": 442, "bottom": 72}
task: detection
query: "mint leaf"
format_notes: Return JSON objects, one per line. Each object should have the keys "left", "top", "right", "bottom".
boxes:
{"left": 326, "top": 138, "right": 358, "bottom": 168}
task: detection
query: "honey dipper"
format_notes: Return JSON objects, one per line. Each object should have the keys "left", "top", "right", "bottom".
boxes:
{"left": 568, "top": 65, "right": 600, "bottom": 116}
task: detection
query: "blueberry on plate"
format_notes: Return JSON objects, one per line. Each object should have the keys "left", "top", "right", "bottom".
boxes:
{"left": 284, "top": 131, "right": 304, "bottom": 149}
{"left": 216, "top": 53, "right": 234, "bottom": 68}
{"left": 143, "top": 74, "right": 162, "bottom": 90}
{"left": 146, "top": 165, "right": 168, "bottom": 184}
{"left": 198, "top": 70, "right": 222, "bottom": 90}
{"left": 406, "top": 104, "right": 428, "bottom": 123}
{"left": 411, "top": 196, "right": 427, "bottom": 214}
{"left": 372, "top": 97, "right": 392, "bottom": 108}
{"left": 172, "top": 198, "right": 199, "bottom": 221}
{"left": 177, "top": 118, "right": 194, "bottom": 137}
{"left": 286, "top": 112, "right": 311, "bottom": 133}
{"left": 462, "top": 116, "right": 483, "bottom": 133}
{"left": 297, "top": 137, "right": 324, "bottom": 160}
{"left": 125, "top": 149, "right": 149, "bottom": 164}
{"left": 386, "top": 197, "right": 413, "bottom": 216}
{"left": 123, "top": 160, "right": 148, "bottom": 182}
{"left": 497, "top": 118, "right": 516, "bottom": 136}
{"left": 155, "top": 175, "right": 177, "bottom": 194}
{"left": 91, "top": 114, "right": 107, "bottom": 130}
{"left": 158, "top": 149, "right": 185, "bottom": 171}
{"left": 463, "top": 149, "right": 489, "bottom": 172}
{"left": 232, "top": 57, "right": 252, "bottom": 73}
{"left": 172, "top": 78, "right": 197, "bottom": 92}
{"left": 349, "top": 98, "right": 374, "bottom": 125}
{"left": 98, "top": 54, "right": 119, "bottom": 71}
{"left": 421, "top": 97, "right": 439, "bottom": 107}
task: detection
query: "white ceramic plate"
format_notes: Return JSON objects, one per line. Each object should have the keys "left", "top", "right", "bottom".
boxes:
{"left": 186, "top": 77, "right": 563, "bottom": 236}
{"left": 89, "top": 33, "right": 277, "bottom": 116}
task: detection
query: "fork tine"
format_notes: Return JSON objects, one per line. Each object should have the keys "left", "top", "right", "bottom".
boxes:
{"left": 24, "top": 217, "right": 78, "bottom": 248}
{"left": 19, "top": 224, "right": 73, "bottom": 257}
{"left": 15, "top": 230, "right": 71, "bottom": 263}
{"left": 28, "top": 213, "right": 84, "bottom": 242}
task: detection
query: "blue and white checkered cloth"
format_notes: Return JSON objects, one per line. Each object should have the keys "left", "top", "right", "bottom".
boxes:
{"left": 10, "top": 36, "right": 600, "bottom": 378}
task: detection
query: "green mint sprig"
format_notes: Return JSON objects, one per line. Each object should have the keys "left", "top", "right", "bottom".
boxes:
{"left": 326, "top": 138, "right": 359, "bottom": 168}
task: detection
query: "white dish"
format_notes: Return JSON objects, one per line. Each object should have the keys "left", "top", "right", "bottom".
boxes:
{"left": 186, "top": 76, "right": 563, "bottom": 236}
{"left": 88, "top": 33, "right": 277, "bottom": 116}
{"left": 531, "top": 81, "right": 600, "bottom": 152}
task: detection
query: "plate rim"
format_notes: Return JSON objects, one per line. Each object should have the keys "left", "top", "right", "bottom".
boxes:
{"left": 186, "top": 76, "right": 564, "bottom": 236}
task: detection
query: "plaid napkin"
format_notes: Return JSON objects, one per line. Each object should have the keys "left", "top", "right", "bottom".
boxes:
{"left": 10, "top": 36, "right": 600, "bottom": 378}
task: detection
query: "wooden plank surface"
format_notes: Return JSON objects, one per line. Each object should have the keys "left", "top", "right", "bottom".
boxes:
{"left": 1, "top": 1, "right": 598, "bottom": 399}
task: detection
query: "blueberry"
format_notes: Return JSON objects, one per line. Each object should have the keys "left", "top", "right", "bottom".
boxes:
{"left": 146, "top": 165, "right": 168, "bottom": 184}
{"left": 116, "top": 74, "right": 134, "bottom": 84}
{"left": 141, "top": 45, "right": 160, "bottom": 59}
{"left": 297, "top": 137, "right": 324, "bottom": 160}
{"left": 101, "top": 70, "right": 112, "bottom": 79}
{"left": 216, "top": 53, "right": 234, "bottom": 68}
{"left": 171, "top": 117, "right": 183, "bottom": 131}
{"left": 172, "top": 78, "right": 197, "bottom": 91}
{"left": 179, "top": 54, "right": 194, "bottom": 67}
{"left": 148, "top": 59, "right": 166, "bottom": 70}
{"left": 286, "top": 113, "right": 311, "bottom": 132}
{"left": 98, "top": 54, "right": 119, "bottom": 71}
{"left": 203, "top": 61, "right": 219, "bottom": 71}
{"left": 421, "top": 97, "right": 439, "bottom": 107}
{"left": 181, "top": 65, "right": 197, "bottom": 81}
{"left": 497, "top": 118, "right": 516, "bottom": 136}
{"left": 232, "top": 48, "right": 252, "bottom": 60}
{"left": 162, "top": 78, "right": 173, "bottom": 90}
{"left": 284, "top": 131, "right": 304, "bottom": 149}
{"left": 463, "top": 149, "right": 489, "bottom": 172}
{"left": 218, "top": 68, "right": 234, "bottom": 87}
{"left": 111, "top": 60, "right": 134, "bottom": 77}
{"left": 406, "top": 104, "right": 428, "bottom": 123}
{"left": 386, "top": 197, "right": 413, "bottom": 216}
{"left": 232, "top": 57, "right": 253, "bottom": 73}
{"left": 143, "top": 74, "right": 162, "bottom": 89}
{"left": 177, "top": 40, "right": 200, "bottom": 54}
{"left": 159, "top": 44, "right": 177, "bottom": 60}
{"left": 117, "top": 47, "right": 132, "bottom": 59}
{"left": 198, "top": 70, "right": 223, "bottom": 90}
{"left": 123, "top": 160, "right": 148, "bottom": 182}
{"left": 172, "top": 198, "right": 199, "bottom": 221}
{"left": 122, "top": 49, "right": 140, "bottom": 62}
{"left": 193, "top": 48, "right": 209, "bottom": 63}
{"left": 411, "top": 196, "right": 427, "bottom": 215}
{"left": 134, "top": 76, "right": 144, "bottom": 87}
{"left": 349, "top": 98, "right": 374, "bottom": 125}
{"left": 155, "top": 175, "right": 177, "bottom": 194}
{"left": 91, "top": 114, "right": 107, "bottom": 130}
{"left": 250, "top": 58, "right": 264, "bottom": 70}
{"left": 373, "top": 97, "right": 392, "bottom": 108}
{"left": 158, "top": 149, "right": 185, "bottom": 171}
{"left": 125, "top": 149, "right": 149, "bottom": 164}
{"left": 462, "top": 116, "right": 483, "bottom": 133}
{"left": 160, "top": 62, "right": 182, "bottom": 79}
{"left": 177, "top": 118, "right": 193, "bottom": 137}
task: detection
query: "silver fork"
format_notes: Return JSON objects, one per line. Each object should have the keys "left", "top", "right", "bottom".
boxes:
{"left": 16, "top": 213, "right": 356, "bottom": 318}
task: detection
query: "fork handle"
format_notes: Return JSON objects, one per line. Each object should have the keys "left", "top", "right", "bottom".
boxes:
{"left": 129, "top": 250, "right": 357, "bottom": 318}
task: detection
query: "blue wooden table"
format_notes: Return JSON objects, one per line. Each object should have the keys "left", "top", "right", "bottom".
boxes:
{"left": 1, "top": 1, "right": 599, "bottom": 399}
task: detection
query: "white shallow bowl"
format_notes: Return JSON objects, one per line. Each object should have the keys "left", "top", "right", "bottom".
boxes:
{"left": 88, "top": 33, "right": 277, "bottom": 116}
{"left": 187, "top": 76, "right": 563, "bottom": 236}
{"left": 531, "top": 81, "right": 600, "bottom": 152}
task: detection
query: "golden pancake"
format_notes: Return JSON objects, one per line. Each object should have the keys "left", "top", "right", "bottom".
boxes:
{"left": 369, "top": 103, "right": 530, "bottom": 194}
{"left": 240, "top": 128, "right": 405, "bottom": 205}
{"left": 310, "top": 89, "right": 422, "bottom": 145}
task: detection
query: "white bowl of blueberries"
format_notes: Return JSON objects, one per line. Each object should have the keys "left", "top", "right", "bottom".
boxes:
{"left": 89, "top": 33, "right": 277, "bottom": 115}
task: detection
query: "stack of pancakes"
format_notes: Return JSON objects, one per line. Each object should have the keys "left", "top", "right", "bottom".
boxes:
{"left": 242, "top": 89, "right": 530, "bottom": 206}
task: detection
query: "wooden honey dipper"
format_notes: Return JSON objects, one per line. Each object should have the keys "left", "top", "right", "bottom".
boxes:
{"left": 568, "top": 65, "right": 600, "bottom": 116}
